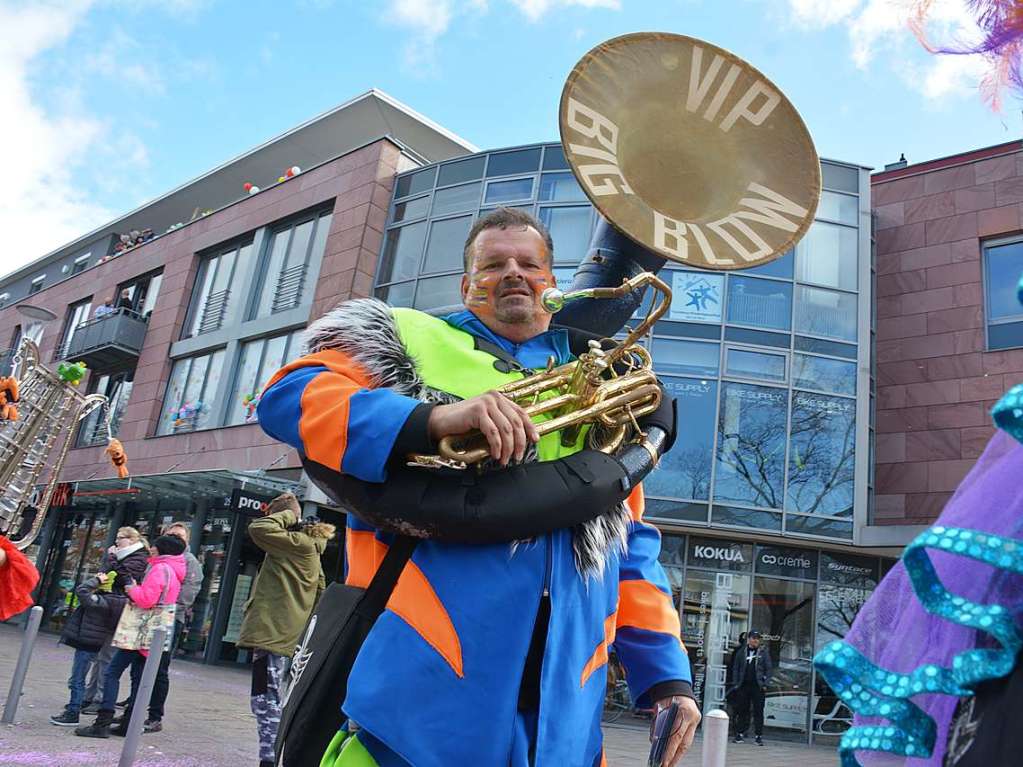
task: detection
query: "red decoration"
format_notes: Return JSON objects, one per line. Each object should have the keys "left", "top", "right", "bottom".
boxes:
{"left": 0, "top": 536, "right": 39, "bottom": 621}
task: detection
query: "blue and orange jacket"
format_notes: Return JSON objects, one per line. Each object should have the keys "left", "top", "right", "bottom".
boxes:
{"left": 258, "top": 307, "right": 692, "bottom": 766}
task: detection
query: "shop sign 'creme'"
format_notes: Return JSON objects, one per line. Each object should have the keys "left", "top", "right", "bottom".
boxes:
{"left": 559, "top": 32, "right": 820, "bottom": 271}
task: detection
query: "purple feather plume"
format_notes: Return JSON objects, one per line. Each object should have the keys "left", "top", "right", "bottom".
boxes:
{"left": 911, "top": 0, "right": 1023, "bottom": 108}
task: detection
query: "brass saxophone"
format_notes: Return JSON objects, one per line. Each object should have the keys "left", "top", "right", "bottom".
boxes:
{"left": 409, "top": 272, "right": 670, "bottom": 469}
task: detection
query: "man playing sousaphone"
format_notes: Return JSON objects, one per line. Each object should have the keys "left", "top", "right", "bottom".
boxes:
{"left": 258, "top": 207, "right": 699, "bottom": 766}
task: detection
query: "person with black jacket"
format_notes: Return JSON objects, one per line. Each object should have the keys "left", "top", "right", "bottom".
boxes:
{"left": 50, "top": 574, "right": 128, "bottom": 726}
{"left": 727, "top": 630, "right": 773, "bottom": 746}
{"left": 78, "top": 527, "right": 148, "bottom": 714}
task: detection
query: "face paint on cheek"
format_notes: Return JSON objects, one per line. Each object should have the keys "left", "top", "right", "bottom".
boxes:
{"left": 526, "top": 275, "right": 550, "bottom": 293}
{"left": 466, "top": 275, "right": 495, "bottom": 307}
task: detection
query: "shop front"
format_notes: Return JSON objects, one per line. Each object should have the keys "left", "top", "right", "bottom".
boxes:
{"left": 656, "top": 531, "right": 889, "bottom": 744}
{"left": 30, "top": 469, "right": 341, "bottom": 666}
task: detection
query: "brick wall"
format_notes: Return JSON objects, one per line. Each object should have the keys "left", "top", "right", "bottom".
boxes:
{"left": 872, "top": 144, "right": 1023, "bottom": 524}
{"left": 1, "top": 138, "right": 402, "bottom": 483}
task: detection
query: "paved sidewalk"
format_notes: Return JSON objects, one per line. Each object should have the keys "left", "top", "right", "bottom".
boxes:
{"left": 0, "top": 623, "right": 845, "bottom": 766}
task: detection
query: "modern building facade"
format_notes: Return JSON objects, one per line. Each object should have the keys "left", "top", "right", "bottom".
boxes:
{"left": 1, "top": 94, "right": 891, "bottom": 744}
{"left": 872, "top": 140, "right": 1023, "bottom": 531}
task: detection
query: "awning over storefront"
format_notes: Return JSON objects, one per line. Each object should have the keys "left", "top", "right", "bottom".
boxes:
{"left": 56, "top": 469, "right": 302, "bottom": 512}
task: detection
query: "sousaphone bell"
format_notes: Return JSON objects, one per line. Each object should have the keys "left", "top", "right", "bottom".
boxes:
{"left": 555, "top": 32, "right": 821, "bottom": 336}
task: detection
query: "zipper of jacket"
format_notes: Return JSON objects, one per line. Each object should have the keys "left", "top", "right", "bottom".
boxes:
{"left": 542, "top": 532, "right": 553, "bottom": 597}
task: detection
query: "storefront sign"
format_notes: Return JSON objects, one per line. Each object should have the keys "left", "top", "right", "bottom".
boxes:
{"left": 687, "top": 536, "right": 753, "bottom": 572}
{"left": 820, "top": 551, "right": 879, "bottom": 586}
{"left": 755, "top": 544, "right": 818, "bottom": 580}
{"left": 231, "top": 488, "right": 274, "bottom": 516}
{"left": 764, "top": 693, "right": 808, "bottom": 731}
{"left": 52, "top": 483, "right": 74, "bottom": 507}
{"left": 670, "top": 272, "right": 724, "bottom": 323}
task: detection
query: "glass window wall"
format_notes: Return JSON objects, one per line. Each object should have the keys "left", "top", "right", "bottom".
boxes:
{"left": 795, "top": 221, "right": 858, "bottom": 291}
{"left": 58, "top": 299, "right": 92, "bottom": 359}
{"left": 423, "top": 216, "right": 472, "bottom": 274}
{"left": 77, "top": 371, "right": 134, "bottom": 446}
{"left": 157, "top": 350, "right": 226, "bottom": 435}
{"left": 484, "top": 177, "right": 534, "bottom": 204}
{"left": 437, "top": 156, "right": 484, "bottom": 186}
{"left": 226, "top": 330, "right": 303, "bottom": 426}
{"left": 393, "top": 196, "right": 430, "bottom": 223}
{"left": 726, "top": 276, "right": 791, "bottom": 330}
{"left": 794, "top": 286, "right": 857, "bottom": 342}
{"left": 752, "top": 576, "right": 816, "bottom": 735}
{"left": 650, "top": 338, "right": 719, "bottom": 377}
{"left": 379, "top": 223, "right": 427, "bottom": 284}
{"left": 715, "top": 383, "right": 787, "bottom": 510}
{"left": 252, "top": 210, "right": 332, "bottom": 319}
{"left": 185, "top": 242, "right": 253, "bottom": 337}
{"left": 725, "top": 348, "right": 787, "bottom": 382}
{"left": 984, "top": 238, "right": 1023, "bottom": 350}
{"left": 414, "top": 274, "right": 462, "bottom": 311}
{"left": 786, "top": 393, "right": 856, "bottom": 518}
{"left": 539, "top": 206, "right": 593, "bottom": 266}
{"left": 486, "top": 148, "right": 541, "bottom": 176}
{"left": 431, "top": 184, "right": 481, "bottom": 217}
{"left": 792, "top": 354, "right": 856, "bottom": 396}
{"left": 538, "top": 173, "right": 586, "bottom": 202}
{"left": 817, "top": 191, "right": 858, "bottom": 226}
{"left": 646, "top": 378, "right": 717, "bottom": 502}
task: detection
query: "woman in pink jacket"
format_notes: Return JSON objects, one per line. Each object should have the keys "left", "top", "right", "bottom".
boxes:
{"left": 76, "top": 534, "right": 186, "bottom": 739}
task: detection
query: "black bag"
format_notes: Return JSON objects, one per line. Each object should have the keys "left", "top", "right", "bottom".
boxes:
{"left": 275, "top": 535, "right": 417, "bottom": 767}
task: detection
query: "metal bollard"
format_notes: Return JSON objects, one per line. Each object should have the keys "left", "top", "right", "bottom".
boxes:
{"left": 2, "top": 605, "right": 43, "bottom": 724}
{"left": 701, "top": 709, "right": 728, "bottom": 767}
{"left": 117, "top": 628, "right": 166, "bottom": 767}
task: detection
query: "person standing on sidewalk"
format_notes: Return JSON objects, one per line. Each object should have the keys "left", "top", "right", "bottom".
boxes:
{"left": 130, "top": 521, "right": 204, "bottom": 733}
{"left": 725, "top": 631, "right": 748, "bottom": 737}
{"left": 236, "top": 493, "right": 333, "bottom": 767}
{"left": 50, "top": 572, "right": 128, "bottom": 726}
{"left": 728, "top": 630, "right": 773, "bottom": 746}
{"left": 75, "top": 534, "right": 186, "bottom": 739}
{"left": 78, "top": 527, "right": 149, "bottom": 715}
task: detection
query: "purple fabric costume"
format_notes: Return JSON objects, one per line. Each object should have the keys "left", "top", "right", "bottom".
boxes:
{"left": 837, "top": 429, "right": 1023, "bottom": 765}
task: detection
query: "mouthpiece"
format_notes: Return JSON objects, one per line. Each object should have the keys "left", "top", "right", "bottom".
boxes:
{"left": 541, "top": 288, "right": 566, "bottom": 313}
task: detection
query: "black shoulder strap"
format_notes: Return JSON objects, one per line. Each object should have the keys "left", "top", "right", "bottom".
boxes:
{"left": 357, "top": 535, "right": 418, "bottom": 617}
{"left": 471, "top": 335, "right": 528, "bottom": 375}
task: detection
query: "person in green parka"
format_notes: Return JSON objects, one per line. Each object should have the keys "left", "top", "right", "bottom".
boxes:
{"left": 237, "top": 492, "right": 336, "bottom": 767}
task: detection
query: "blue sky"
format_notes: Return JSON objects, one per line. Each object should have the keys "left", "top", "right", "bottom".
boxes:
{"left": 2, "top": 0, "right": 1018, "bottom": 275}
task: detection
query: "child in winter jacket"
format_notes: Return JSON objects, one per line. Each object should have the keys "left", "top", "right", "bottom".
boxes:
{"left": 75, "top": 534, "right": 186, "bottom": 739}
{"left": 77, "top": 526, "right": 148, "bottom": 711}
{"left": 50, "top": 574, "right": 128, "bottom": 726}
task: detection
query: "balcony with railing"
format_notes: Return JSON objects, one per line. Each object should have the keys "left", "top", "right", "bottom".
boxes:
{"left": 65, "top": 308, "right": 148, "bottom": 369}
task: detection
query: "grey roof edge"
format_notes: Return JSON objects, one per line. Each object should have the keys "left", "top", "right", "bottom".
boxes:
{"left": 3, "top": 89, "right": 477, "bottom": 287}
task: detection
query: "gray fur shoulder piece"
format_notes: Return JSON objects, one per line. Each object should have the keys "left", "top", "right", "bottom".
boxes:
{"left": 302, "top": 298, "right": 425, "bottom": 399}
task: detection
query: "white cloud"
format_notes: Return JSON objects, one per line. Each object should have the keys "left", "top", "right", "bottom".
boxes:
{"left": 385, "top": 0, "right": 617, "bottom": 72}
{"left": 788, "top": 0, "right": 860, "bottom": 27}
{"left": 785, "top": 0, "right": 989, "bottom": 102}
{"left": 0, "top": 0, "right": 116, "bottom": 277}
{"left": 509, "top": 0, "right": 620, "bottom": 23}
{"left": 390, "top": 0, "right": 454, "bottom": 40}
